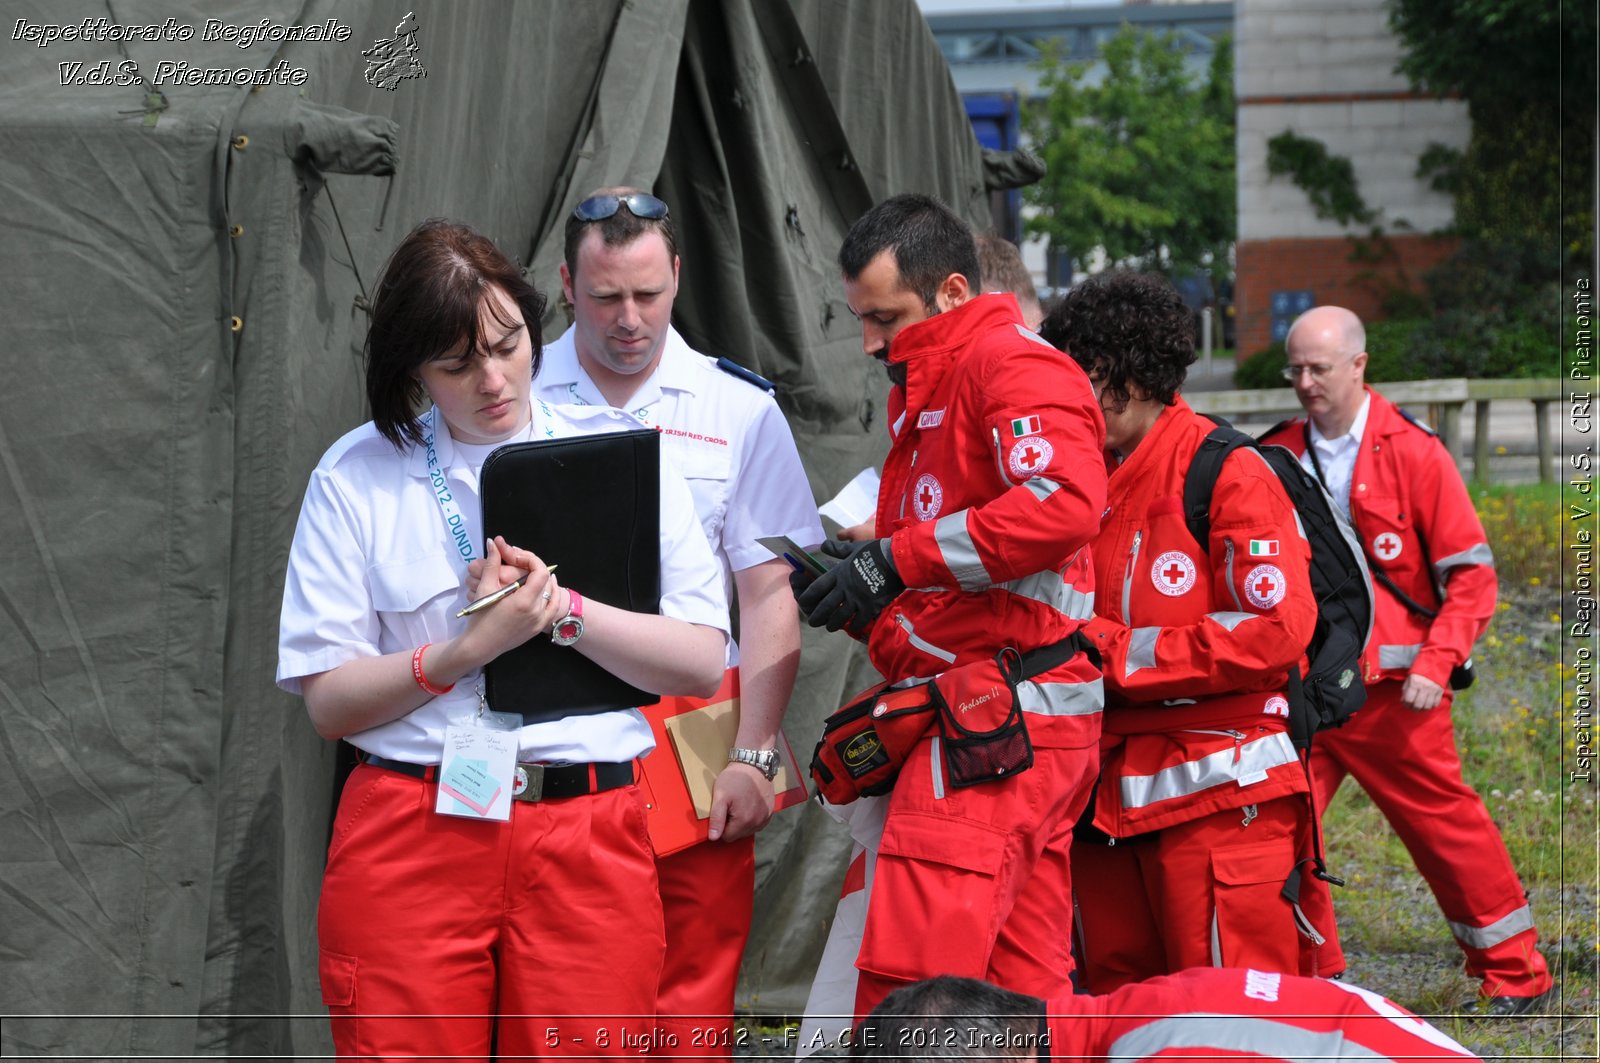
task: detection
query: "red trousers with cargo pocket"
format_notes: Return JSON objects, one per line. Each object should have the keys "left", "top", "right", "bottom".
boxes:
{"left": 1312, "top": 681, "right": 1552, "bottom": 997}
{"left": 316, "top": 762, "right": 666, "bottom": 1061}
{"left": 851, "top": 732, "right": 1098, "bottom": 1022}
{"left": 1071, "top": 797, "right": 1324, "bottom": 992}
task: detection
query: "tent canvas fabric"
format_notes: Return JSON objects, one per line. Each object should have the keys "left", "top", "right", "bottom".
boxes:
{"left": 0, "top": 1, "right": 990, "bottom": 1055}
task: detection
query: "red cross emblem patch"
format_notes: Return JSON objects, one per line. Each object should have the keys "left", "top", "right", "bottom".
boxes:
{"left": 1264, "top": 695, "right": 1290, "bottom": 718}
{"left": 911, "top": 473, "right": 943, "bottom": 521}
{"left": 1245, "top": 563, "right": 1288, "bottom": 609}
{"left": 1372, "top": 532, "right": 1403, "bottom": 562}
{"left": 1007, "top": 436, "right": 1054, "bottom": 480}
{"left": 1150, "top": 550, "right": 1197, "bottom": 596}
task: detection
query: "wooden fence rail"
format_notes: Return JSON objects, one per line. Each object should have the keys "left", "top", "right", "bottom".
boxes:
{"left": 1189, "top": 378, "right": 1580, "bottom": 484}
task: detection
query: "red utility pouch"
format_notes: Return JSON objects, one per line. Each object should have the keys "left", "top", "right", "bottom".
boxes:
{"left": 930, "top": 647, "right": 1033, "bottom": 788}
{"left": 810, "top": 681, "right": 938, "bottom": 806}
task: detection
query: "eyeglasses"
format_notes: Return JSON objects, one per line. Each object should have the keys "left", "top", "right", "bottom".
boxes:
{"left": 571, "top": 193, "right": 670, "bottom": 222}
{"left": 1281, "top": 362, "right": 1346, "bottom": 382}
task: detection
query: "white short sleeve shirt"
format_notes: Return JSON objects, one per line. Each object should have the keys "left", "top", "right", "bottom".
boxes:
{"left": 276, "top": 399, "right": 730, "bottom": 764}
{"left": 536, "top": 325, "right": 824, "bottom": 618}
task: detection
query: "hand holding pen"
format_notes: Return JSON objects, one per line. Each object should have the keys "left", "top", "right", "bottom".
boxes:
{"left": 457, "top": 537, "right": 567, "bottom": 659}
{"left": 456, "top": 564, "right": 556, "bottom": 617}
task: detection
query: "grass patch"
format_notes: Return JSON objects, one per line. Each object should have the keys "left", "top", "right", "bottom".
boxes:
{"left": 1320, "top": 483, "right": 1597, "bottom": 1059}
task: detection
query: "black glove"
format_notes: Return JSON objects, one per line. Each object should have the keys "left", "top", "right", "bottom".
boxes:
{"left": 796, "top": 538, "right": 905, "bottom": 633}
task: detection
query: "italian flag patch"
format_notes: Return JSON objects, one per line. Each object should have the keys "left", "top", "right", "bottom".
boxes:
{"left": 1010, "top": 414, "right": 1042, "bottom": 437}
{"left": 1249, "top": 539, "right": 1280, "bottom": 557}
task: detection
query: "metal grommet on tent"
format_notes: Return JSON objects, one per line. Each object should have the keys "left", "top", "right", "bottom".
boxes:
{"left": 231, "top": 134, "right": 249, "bottom": 150}
{"left": 228, "top": 224, "right": 244, "bottom": 237}
{"left": 229, "top": 316, "right": 243, "bottom": 333}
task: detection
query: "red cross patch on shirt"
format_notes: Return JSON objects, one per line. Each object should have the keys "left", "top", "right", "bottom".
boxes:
{"left": 1007, "top": 435, "right": 1054, "bottom": 480}
{"left": 1372, "top": 532, "right": 1403, "bottom": 562}
{"left": 1151, "top": 550, "right": 1197, "bottom": 596}
{"left": 1244, "top": 563, "right": 1288, "bottom": 609}
{"left": 911, "top": 473, "right": 943, "bottom": 521}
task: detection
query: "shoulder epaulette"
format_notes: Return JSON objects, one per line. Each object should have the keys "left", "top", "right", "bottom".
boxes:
{"left": 715, "top": 356, "right": 776, "bottom": 395}
{"left": 1396, "top": 407, "right": 1437, "bottom": 436}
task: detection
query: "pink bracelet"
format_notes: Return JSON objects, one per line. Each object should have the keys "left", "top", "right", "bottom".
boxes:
{"left": 411, "top": 643, "right": 454, "bottom": 696}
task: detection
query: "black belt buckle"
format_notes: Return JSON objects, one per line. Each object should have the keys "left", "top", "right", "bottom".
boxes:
{"left": 512, "top": 763, "right": 546, "bottom": 802}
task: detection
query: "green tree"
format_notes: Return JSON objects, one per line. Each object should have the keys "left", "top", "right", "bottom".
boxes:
{"left": 1389, "top": 0, "right": 1595, "bottom": 266}
{"left": 1021, "top": 27, "right": 1235, "bottom": 277}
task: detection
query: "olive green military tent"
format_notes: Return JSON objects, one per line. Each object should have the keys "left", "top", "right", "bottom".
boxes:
{"left": 0, "top": 0, "right": 1004, "bottom": 1055}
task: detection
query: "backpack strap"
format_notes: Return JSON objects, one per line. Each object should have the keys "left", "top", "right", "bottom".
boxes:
{"left": 1182, "top": 415, "right": 1256, "bottom": 551}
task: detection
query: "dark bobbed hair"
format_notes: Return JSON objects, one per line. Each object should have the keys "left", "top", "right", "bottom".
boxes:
{"left": 364, "top": 219, "right": 547, "bottom": 450}
{"left": 853, "top": 975, "right": 1042, "bottom": 1062}
{"left": 838, "top": 193, "right": 980, "bottom": 312}
{"left": 562, "top": 186, "right": 679, "bottom": 280}
{"left": 1037, "top": 271, "right": 1195, "bottom": 411}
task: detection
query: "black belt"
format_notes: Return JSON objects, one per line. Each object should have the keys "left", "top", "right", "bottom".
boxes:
{"left": 362, "top": 754, "right": 633, "bottom": 802}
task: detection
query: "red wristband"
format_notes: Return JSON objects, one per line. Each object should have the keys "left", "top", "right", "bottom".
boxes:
{"left": 411, "top": 643, "right": 454, "bottom": 696}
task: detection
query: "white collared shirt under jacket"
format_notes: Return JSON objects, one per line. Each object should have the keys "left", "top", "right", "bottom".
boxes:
{"left": 276, "top": 399, "right": 730, "bottom": 765}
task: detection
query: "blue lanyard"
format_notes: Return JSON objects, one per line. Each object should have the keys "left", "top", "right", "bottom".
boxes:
{"left": 422, "top": 408, "right": 477, "bottom": 564}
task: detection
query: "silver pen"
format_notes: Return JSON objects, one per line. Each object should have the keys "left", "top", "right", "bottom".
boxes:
{"left": 455, "top": 564, "right": 556, "bottom": 618}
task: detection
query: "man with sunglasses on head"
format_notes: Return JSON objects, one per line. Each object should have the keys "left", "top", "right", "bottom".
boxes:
{"left": 536, "top": 187, "right": 823, "bottom": 1055}
{"left": 1261, "top": 305, "right": 1552, "bottom": 1015}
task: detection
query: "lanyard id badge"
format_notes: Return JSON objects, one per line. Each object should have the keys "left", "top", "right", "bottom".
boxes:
{"left": 435, "top": 704, "right": 521, "bottom": 821}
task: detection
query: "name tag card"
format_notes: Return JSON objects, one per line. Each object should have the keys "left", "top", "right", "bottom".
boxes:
{"left": 436, "top": 719, "right": 517, "bottom": 821}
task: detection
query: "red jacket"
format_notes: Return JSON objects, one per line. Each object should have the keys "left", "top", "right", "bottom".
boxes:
{"left": 1083, "top": 399, "right": 1317, "bottom": 835}
{"left": 1261, "top": 388, "right": 1495, "bottom": 687}
{"left": 1046, "top": 967, "right": 1479, "bottom": 1059}
{"left": 871, "top": 294, "right": 1108, "bottom": 747}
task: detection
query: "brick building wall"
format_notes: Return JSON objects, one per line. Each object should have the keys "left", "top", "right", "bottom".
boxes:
{"left": 1234, "top": 0, "right": 1469, "bottom": 356}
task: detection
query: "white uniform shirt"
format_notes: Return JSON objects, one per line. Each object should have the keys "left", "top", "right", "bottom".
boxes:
{"left": 536, "top": 325, "right": 823, "bottom": 655}
{"left": 276, "top": 399, "right": 730, "bottom": 764}
{"left": 1298, "top": 394, "right": 1372, "bottom": 520}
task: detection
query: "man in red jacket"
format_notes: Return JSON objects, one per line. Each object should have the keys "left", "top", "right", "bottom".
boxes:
{"left": 1261, "top": 305, "right": 1552, "bottom": 1014}
{"left": 1040, "top": 272, "right": 1337, "bottom": 989}
{"left": 855, "top": 971, "right": 1482, "bottom": 1061}
{"left": 795, "top": 193, "right": 1107, "bottom": 1020}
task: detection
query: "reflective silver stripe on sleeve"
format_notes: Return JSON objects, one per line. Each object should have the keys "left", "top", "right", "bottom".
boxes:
{"left": 1379, "top": 643, "right": 1422, "bottom": 670}
{"left": 934, "top": 512, "right": 992, "bottom": 591}
{"left": 1450, "top": 905, "right": 1536, "bottom": 950}
{"left": 1003, "top": 571, "right": 1094, "bottom": 620}
{"left": 930, "top": 736, "right": 945, "bottom": 801}
{"left": 1107, "top": 1015, "right": 1397, "bottom": 1062}
{"left": 1435, "top": 542, "right": 1494, "bottom": 579}
{"left": 1208, "top": 611, "right": 1257, "bottom": 632}
{"left": 1023, "top": 476, "right": 1060, "bottom": 501}
{"left": 1120, "top": 732, "right": 1297, "bottom": 809}
{"left": 1126, "top": 626, "right": 1160, "bottom": 677}
{"left": 1017, "top": 676, "right": 1103, "bottom": 717}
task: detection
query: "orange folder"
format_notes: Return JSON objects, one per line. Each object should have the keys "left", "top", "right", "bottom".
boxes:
{"left": 639, "top": 668, "right": 809, "bottom": 856}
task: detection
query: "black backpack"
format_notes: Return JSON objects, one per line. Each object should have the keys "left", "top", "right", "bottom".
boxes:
{"left": 1181, "top": 417, "right": 1375, "bottom": 754}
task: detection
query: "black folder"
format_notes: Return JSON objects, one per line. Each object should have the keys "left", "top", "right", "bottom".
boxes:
{"left": 480, "top": 428, "right": 661, "bottom": 723}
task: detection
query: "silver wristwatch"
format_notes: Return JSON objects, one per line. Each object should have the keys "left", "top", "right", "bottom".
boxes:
{"left": 728, "top": 746, "right": 779, "bottom": 780}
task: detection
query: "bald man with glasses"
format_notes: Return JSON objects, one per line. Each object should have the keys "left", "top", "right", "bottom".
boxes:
{"left": 1261, "top": 306, "right": 1551, "bottom": 1015}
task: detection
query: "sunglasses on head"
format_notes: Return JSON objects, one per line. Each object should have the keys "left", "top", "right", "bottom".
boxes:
{"left": 571, "top": 193, "right": 670, "bottom": 222}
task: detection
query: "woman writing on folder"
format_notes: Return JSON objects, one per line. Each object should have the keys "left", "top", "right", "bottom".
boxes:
{"left": 277, "top": 219, "right": 728, "bottom": 1060}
